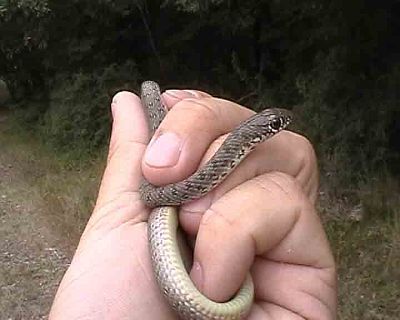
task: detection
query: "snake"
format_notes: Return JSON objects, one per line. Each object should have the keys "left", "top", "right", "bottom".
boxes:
{"left": 139, "top": 81, "right": 293, "bottom": 319}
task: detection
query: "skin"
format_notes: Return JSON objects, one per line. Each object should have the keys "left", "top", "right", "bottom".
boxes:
{"left": 49, "top": 88, "right": 337, "bottom": 319}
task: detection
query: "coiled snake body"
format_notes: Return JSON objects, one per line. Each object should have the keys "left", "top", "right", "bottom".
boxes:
{"left": 140, "top": 81, "right": 293, "bottom": 319}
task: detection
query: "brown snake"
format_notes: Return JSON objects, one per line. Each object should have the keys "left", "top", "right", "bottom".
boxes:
{"left": 140, "top": 81, "right": 293, "bottom": 319}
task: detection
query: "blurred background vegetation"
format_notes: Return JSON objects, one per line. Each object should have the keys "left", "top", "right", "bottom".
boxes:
{"left": 0, "top": 1, "right": 399, "bottom": 318}
{"left": 0, "top": 0, "right": 399, "bottom": 173}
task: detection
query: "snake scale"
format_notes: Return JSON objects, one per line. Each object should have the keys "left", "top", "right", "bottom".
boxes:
{"left": 140, "top": 81, "right": 293, "bottom": 319}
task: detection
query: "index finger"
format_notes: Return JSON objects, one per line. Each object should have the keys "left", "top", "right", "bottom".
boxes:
{"left": 143, "top": 92, "right": 318, "bottom": 200}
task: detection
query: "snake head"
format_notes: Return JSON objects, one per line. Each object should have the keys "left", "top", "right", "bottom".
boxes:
{"left": 235, "top": 108, "right": 293, "bottom": 145}
{"left": 259, "top": 108, "right": 293, "bottom": 133}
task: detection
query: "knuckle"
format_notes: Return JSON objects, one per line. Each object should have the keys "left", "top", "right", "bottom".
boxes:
{"left": 107, "top": 139, "right": 146, "bottom": 164}
{"left": 291, "top": 133, "right": 318, "bottom": 170}
{"left": 201, "top": 206, "right": 238, "bottom": 232}
{"left": 176, "top": 98, "right": 221, "bottom": 123}
{"left": 255, "top": 172, "right": 302, "bottom": 200}
{"left": 90, "top": 194, "right": 146, "bottom": 234}
{"left": 264, "top": 172, "right": 309, "bottom": 216}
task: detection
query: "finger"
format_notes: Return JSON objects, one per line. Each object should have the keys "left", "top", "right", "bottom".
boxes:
{"left": 142, "top": 95, "right": 254, "bottom": 185}
{"left": 142, "top": 93, "right": 318, "bottom": 201}
{"left": 189, "top": 172, "right": 333, "bottom": 303}
{"left": 96, "top": 91, "right": 148, "bottom": 207}
{"left": 98, "top": 89, "right": 211, "bottom": 206}
{"left": 250, "top": 259, "right": 337, "bottom": 319}
{"left": 162, "top": 89, "right": 212, "bottom": 108}
{"left": 198, "top": 130, "right": 318, "bottom": 199}
{"left": 180, "top": 130, "right": 318, "bottom": 236}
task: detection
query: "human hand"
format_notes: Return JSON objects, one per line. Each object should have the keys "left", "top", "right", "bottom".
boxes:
{"left": 49, "top": 88, "right": 337, "bottom": 319}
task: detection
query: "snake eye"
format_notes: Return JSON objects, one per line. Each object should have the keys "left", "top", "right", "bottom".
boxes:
{"left": 270, "top": 117, "right": 282, "bottom": 131}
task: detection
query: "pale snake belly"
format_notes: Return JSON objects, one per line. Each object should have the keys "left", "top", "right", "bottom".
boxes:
{"left": 139, "top": 81, "right": 293, "bottom": 319}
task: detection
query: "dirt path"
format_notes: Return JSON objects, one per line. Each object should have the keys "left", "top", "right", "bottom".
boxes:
{"left": 0, "top": 111, "right": 71, "bottom": 319}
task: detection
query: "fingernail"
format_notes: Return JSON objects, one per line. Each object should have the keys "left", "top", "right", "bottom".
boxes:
{"left": 111, "top": 97, "right": 119, "bottom": 117}
{"left": 144, "top": 132, "right": 182, "bottom": 167}
{"left": 190, "top": 261, "right": 204, "bottom": 290}
{"left": 112, "top": 96, "right": 119, "bottom": 105}
{"left": 165, "top": 89, "right": 197, "bottom": 99}
{"left": 184, "top": 90, "right": 203, "bottom": 98}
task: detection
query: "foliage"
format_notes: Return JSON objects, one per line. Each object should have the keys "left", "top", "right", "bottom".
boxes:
{"left": 0, "top": 0, "right": 50, "bottom": 99}
{"left": 39, "top": 61, "right": 139, "bottom": 153}
{"left": 0, "top": 0, "right": 399, "bottom": 176}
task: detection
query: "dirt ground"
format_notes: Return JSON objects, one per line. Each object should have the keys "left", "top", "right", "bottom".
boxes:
{"left": 0, "top": 110, "right": 71, "bottom": 319}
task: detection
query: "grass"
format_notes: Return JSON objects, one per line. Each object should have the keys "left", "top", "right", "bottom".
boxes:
{"left": 319, "top": 158, "right": 400, "bottom": 319}
{"left": 0, "top": 112, "right": 399, "bottom": 319}
{"left": 1, "top": 114, "right": 106, "bottom": 317}
{"left": 0, "top": 117, "right": 105, "bottom": 246}
{"left": 328, "top": 215, "right": 399, "bottom": 319}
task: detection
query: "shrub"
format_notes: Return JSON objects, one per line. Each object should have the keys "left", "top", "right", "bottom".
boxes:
{"left": 39, "top": 61, "right": 139, "bottom": 153}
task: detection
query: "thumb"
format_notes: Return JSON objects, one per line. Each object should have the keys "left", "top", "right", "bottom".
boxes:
{"left": 95, "top": 91, "right": 148, "bottom": 209}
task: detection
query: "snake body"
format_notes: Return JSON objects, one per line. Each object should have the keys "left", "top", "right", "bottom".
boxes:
{"left": 140, "top": 81, "right": 293, "bottom": 319}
